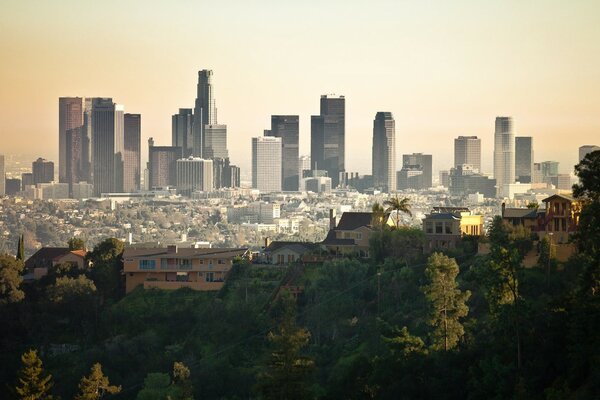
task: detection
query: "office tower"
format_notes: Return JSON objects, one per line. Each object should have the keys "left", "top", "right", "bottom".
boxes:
{"left": 229, "top": 165, "right": 241, "bottom": 188}
{"left": 532, "top": 163, "right": 542, "bottom": 184}
{"left": 213, "top": 157, "right": 230, "bottom": 189}
{"left": 252, "top": 136, "right": 282, "bottom": 192}
{"left": 172, "top": 108, "right": 194, "bottom": 157}
{"left": 147, "top": 138, "right": 181, "bottom": 189}
{"left": 193, "top": 70, "right": 217, "bottom": 157}
{"left": 454, "top": 136, "right": 481, "bottom": 171}
{"left": 81, "top": 98, "right": 94, "bottom": 183}
{"left": 91, "top": 98, "right": 117, "bottom": 195}
{"left": 397, "top": 166, "right": 423, "bottom": 190}
{"left": 0, "top": 154, "right": 4, "bottom": 196}
{"left": 123, "top": 114, "right": 141, "bottom": 192}
{"left": 66, "top": 127, "right": 83, "bottom": 195}
{"left": 266, "top": 115, "right": 300, "bottom": 191}
{"left": 299, "top": 155, "right": 311, "bottom": 181}
{"left": 515, "top": 136, "right": 533, "bottom": 183}
{"left": 113, "top": 104, "right": 125, "bottom": 192}
{"left": 439, "top": 170, "right": 450, "bottom": 187}
{"left": 32, "top": 158, "right": 54, "bottom": 184}
{"left": 311, "top": 95, "right": 345, "bottom": 187}
{"left": 21, "top": 173, "right": 33, "bottom": 190}
{"left": 449, "top": 165, "right": 497, "bottom": 198}
{"left": 493, "top": 116, "right": 515, "bottom": 196}
{"left": 551, "top": 174, "right": 572, "bottom": 191}
{"left": 540, "top": 161, "right": 559, "bottom": 183}
{"left": 402, "top": 153, "right": 432, "bottom": 188}
{"left": 58, "top": 97, "right": 83, "bottom": 183}
{"left": 372, "top": 112, "right": 396, "bottom": 192}
{"left": 203, "top": 124, "right": 229, "bottom": 159}
{"left": 5, "top": 178, "right": 20, "bottom": 196}
{"left": 579, "top": 145, "right": 600, "bottom": 161}
{"left": 176, "top": 157, "right": 213, "bottom": 196}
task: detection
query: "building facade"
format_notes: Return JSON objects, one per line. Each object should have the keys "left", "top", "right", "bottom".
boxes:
{"left": 515, "top": 136, "right": 533, "bottom": 183}
{"left": 454, "top": 136, "right": 481, "bottom": 172}
{"left": 203, "top": 124, "right": 229, "bottom": 159}
{"left": 176, "top": 157, "right": 213, "bottom": 196}
{"left": 402, "top": 153, "right": 432, "bottom": 188}
{"left": 123, "top": 113, "right": 141, "bottom": 192}
{"left": 252, "top": 136, "right": 282, "bottom": 192}
{"left": 32, "top": 158, "right": 54, "bottom": 184}
{"left": 91, "top": 98, "right": 118, "bottom": 196}
{"left": 579, "top": 145, "right": 600, "bottom": 162}
{"left": 311, "top": 95, "right": 345, "bottom": 187}
{"left": 172, "top": 108, "right": 194, "bottom": 157}
{"left": 268, "top": 115, "right": 300, "bottom": 191}
{"left": 372, "top": 112, "right": 396, "bottom": 192}
{"left": 148, "top": 138, "right": 181, "bottom": 189}
{"left": 494, "top": 116, "right": 515, "bottom": 197}
{"left": 193, "top": 70, "right": 217, "bottom": 157}
{"left": 58, "top": 97, "right": 83, "bottom": 183}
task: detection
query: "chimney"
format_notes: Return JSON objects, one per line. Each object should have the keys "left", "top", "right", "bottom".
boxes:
{"left": 167, "top": 245, "right": 177, "bottom": 254}
{"left": 264, "top": 237, "right": 271, "bottom": 248}
{"left": 329, "top": 209, "right": 337, "bottom": 230}
{"left": 501, "top": 202, "right": 506, "bottom": 217}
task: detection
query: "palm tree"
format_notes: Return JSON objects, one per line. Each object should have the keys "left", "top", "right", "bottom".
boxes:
{"left": 383, "top": 196, "right": 412, "bottom": 229}
{"left": 371, "top": 202, "right": 386, "bottom": 230}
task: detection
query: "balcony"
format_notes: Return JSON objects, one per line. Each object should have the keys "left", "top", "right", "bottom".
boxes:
{"left": 143, "top": 280, "right": 224, "bottom": 291}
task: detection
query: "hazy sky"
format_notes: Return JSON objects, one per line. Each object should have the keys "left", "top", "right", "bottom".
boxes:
{"left": 1, "top": 0, "right": 599, "bottom": 177}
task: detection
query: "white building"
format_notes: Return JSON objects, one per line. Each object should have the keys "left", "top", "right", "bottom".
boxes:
{"left": 494, "top": 117, "right": 515, "bottom": 197}
{"left": 176, "top": 157, "right": 213, "bottom": 196}
{"left": 252, "top": 136, "right": 282, "bottom": 192}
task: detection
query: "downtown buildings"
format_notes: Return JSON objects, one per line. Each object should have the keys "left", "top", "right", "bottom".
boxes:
{"left": 372, "top": 112, "right": 396, "bottom": 192}
{"left": 494, "top": 116, "right": 515, "bottom": 196}
{"left": 311, "top": 95, "right": 345, "bottom": 188}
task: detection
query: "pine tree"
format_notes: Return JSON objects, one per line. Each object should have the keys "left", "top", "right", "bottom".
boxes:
{"left": 14, "top": 349, "right": 54, "bottom": 400}
{"left": 422, "top": 253, "right": 471, "bottom": 351}
{"left": 75, "top": 363, "right": 121, "bottom": 400}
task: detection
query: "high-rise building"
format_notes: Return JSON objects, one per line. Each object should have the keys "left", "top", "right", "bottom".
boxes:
{"left": 397, "top": 166, "right": 423, "bottom": 190}
{"left": 311, "top": 95, "right": 345, "bottom": 187}
{"left": 252, "top": 136, "right": 282, "bottom": 192}
{"left": 540, "top": 161, "right": 559, "bottom": 183}
{"left": 172, "top": 108, "right": 194, "bottom": 158}
{"left": 58, "top": 97, "right": 83, "bottom": 183}
{"left": 372, "top": 112, "right": 396, "bottom": 192}
{"left": 532, "top": 163, "right": 543, "bottom": 184}
{"left": 81, "top": 98, "right": 94, "bottom": 183}
{"left": 21, "top": 173, "right": 33, "bottom": 190}
{"left": 32, "top": 158, "right": 54, "bottom": 184}
{"left": 579, "top": 145, "right": 600, "bottom": 162}
{"left": 0, "top": 154, "right": 4, "bottom": 196}
{"left": 454, "top": 136, "right": 481, "bottom": 171}
{"left": 230, "top": 165, "right": 241, "bottom": 188}
{"left": 91, "top": 98, "right": 118, "bottom": 196}
{"left": 5, "top": 178, "right": 20, "bottom": 196}
{"left": 515, "top": 136, "right": 533, "bottom": 183}
{"left": 402, "top": 153, "right": 432, "bottom": 188}
{"left": 439, "top": 170, "right": 450, "bottom": 188}
{"left": 193, "top": 70, "right": 217, "bottom": 157}
{"left": 203, "top": 124, "right": 229, "bottom": 159}
{"left": 493, "top": 116, "right": 515, "bottom": 196}
{"left": 123, "top": 114, "right": 141, "bottom": 192}
{"left": 66, "top": 127, "right": 83, "bottom": 194}
{"left": 176, "top": 157, "right": 213, "bottom": 196}
{"left": 268, "top": 115, "right": 299, "bottom": 191}
{"left": 148, "top": 138, "right": 181, "bottom": 189}
{"left": 299, "top": 155, "right": 311, "bottom": 181}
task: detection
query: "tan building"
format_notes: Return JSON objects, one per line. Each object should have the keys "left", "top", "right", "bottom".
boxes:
{"left": 123, "top": 246, "right": 249, "bottom": 293}
{"left": 539, "top": 194, "right": 581, "bottom": 244}
{"left": 422, "top": 208, "right": 483, "bottom": 253}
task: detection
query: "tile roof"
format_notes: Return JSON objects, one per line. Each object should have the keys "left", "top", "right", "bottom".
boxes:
{"left": 123, "top": 247, "right": 248, "bottom": 259}
{"left": 335, "top": 212, "right": 374, "bottom": 231}
{"left": 25, "top": 247, "right": 70, "bottom": 270}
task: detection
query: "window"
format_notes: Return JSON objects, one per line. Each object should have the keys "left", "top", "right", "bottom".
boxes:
{"left": 426, "top": 222, "right": 433, "bottom": 234}
{"left": 436, "top": 222, "right": 443, "bottom": 234}
{"left": 218, "top": 259, "right": 225, "bottom": 264}
{"left": 445, "top": 224, "right": 452, "bottom": 234}
{"left": 178, "top": 259, "right": 192, "bottom": 269}
{"left": 161, "top": 258, "right": 177, "bottom": 269}
{"left": 139, "top": 259, "right": 156, "bottom": 270}
{"left": 206, "top": 272, "right": 214, "bottom": 282}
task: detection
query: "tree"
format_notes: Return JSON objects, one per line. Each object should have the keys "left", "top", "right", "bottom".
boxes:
{"left": 172, "top": 362, "right": 193, "bottom": 399}
{"left": 14, "top": 349, "right": 54, "bottom": 400}
{"left": 422, "top": 253, "right": 470, "bottom": 351}
{"left": 75, "top": 363, "right": 121, "bottom": 400}
{"left": 383, "top": 196, "right": 412, "bottom": 229}
{"left": 256, "top": 292, "right": 314, "bottom": 400}
{"left": 0, "top": 253, "right": 25, "bottom": 304}
{"left": 68, "top": 237, "right": 86, "bottom": 251}
{"left": 371, "top": 202, "right": 387, "bottom": 231}
{"left": 136, "top": 373, "right": 176, "bottom": 400}
{"left": 573, "top": 149, "right": 600, "bottom": 201}
{"left": 17, "top": 234, "right": 25, "bottom": 261}
{"left": 47, "top": 275, "right": 96, "bottom": 303}
{"left": 87, "top": 238, "right": 125, "bottom": 302}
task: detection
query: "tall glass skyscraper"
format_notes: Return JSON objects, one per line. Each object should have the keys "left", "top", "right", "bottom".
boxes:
{"left": 123, "top": 113, "right": 141, "bottom": 192}
{"left": 372, "top": 112, "right": 396, "bottom": 192}
{"left": 91, "top": 98, "right": 120, "bottom": 196}
{"left": 268, "top": 115, "right": 299, "bottom": 191}
{"left": 454, "top": 136, "right": 481, "bottom": 172}
{"left": 58, "top": 97, "right": 83, "bottom": 183}
{"left": 493, "top": 116, "right": 515, "bottom": 197}
{"left": 311, "top": 95, "right": 345, "bottom": 187}
{"left": 515, "top": 136, "right": 533, "bottom": 183}
{"left": 172, "top": 108, "right": 194, "bottom": 157}
{"left": 193, "top": 70, "right": 217, "bottom": 157}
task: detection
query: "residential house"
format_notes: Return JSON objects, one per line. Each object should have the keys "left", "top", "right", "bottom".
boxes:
{"left": 422, "top": 208, "right": 483, "bottom": 253}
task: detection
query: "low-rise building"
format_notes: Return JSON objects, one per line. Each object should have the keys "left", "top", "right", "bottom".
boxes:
{"left": 422, "top": 207, "right": 483, "bottom": 252}
{"left": 123, "top": 245, "right": 248, "bottom": 293}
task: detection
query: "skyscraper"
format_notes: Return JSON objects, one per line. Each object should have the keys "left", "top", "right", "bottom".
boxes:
{"left": 147, "top": 138, "right": 181, "bottom": 189}
{"left": 58, "top": 97, "right": 83, "bottom": 183}
{"left": 299, "top": 155, "right": 311, "bottom": 180}
{"left": 193, "top": 70, "right": 217, "bottom": 157}
{"left": 402, "top": 153, "right": 433, "bottom": 188}
{"left": 372, "top": 112, "right": 396, "bottom": 192}
{"left": 66, "top": 127, "right": 83, "bottom": 194}
{"left": 515, "top": 136, "right": 533, "bottom": 183}
{"left": 203, "top": 124, "right": 229, "bottom": 159}
{"left": 0, "top": 155, "right": 5, "bottom": 196}
{"left": 493, "top": 117, "right": 515, "bottom": 197}
{"left": 32, "top": 158, "right": 54, "bottom": 184}
{"left": 172, "top": 108, "right": 194, "bottom": 157}
{"left": 454, "top": 136, "right": 481, "bottom": 171}
{"left": 123, "top": 113, "right": 141, "bottom": 192}
{"left": 579, "top": 145, "right": 600, "bottom": 161}
{"left": 268, "top": 115, "right": 299, "bottom": 191}
{"left": 311, "top": 95, "right": 345, "bottom": 187}
{"left": 176, "top": 157, "right": 213, "bottom": 196}
{"left": 252, "top": 136, "right": 282, "bottom": 192}
{"left": 540, "top": 161, "right": 559, "bottom": 183}
{"left": 91, "top": 98, "right": 118, "bottom": 196}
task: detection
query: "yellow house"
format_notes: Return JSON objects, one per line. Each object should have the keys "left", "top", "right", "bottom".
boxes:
{"left": 123, "top": 246, "right": 248, "bottom": 293}
{"left": 422, "top": 209, "right": 483, "bottom": 253}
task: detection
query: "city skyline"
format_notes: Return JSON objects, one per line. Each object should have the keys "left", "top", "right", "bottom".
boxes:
{"left": 2, "top": 1, "right": 599, "bottom": 176}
